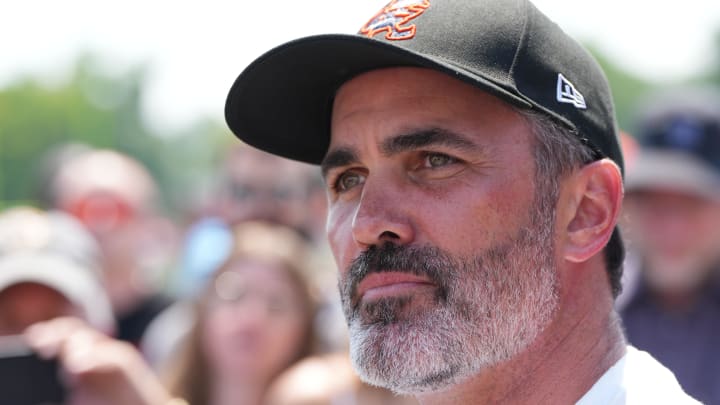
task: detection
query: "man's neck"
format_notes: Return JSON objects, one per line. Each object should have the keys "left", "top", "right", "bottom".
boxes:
{"left": 415, "top": 268, "right": 626, "bottom": 404}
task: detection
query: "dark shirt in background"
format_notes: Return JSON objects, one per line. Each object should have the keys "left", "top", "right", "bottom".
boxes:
{"left": 621, "top": 281, "right": 720, "bottom": 405}
{"left": 116, "top": 294, "right": 173, "bottom": 347}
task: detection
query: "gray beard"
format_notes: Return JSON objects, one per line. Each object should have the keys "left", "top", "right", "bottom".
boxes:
{"left": 339, "top": 208, "right": 559, "bottom": 394}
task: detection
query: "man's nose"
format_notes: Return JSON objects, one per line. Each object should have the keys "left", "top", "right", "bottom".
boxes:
{"left": 351, "top": 177, "right": 414, "bottom": 248}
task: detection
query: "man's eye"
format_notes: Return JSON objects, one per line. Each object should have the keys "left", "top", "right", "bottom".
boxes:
{"left": 335, "top": 171, "right": 365, "bottom": 192}
{"left": 425, "top": 153, "right": 457, "bottom": 168}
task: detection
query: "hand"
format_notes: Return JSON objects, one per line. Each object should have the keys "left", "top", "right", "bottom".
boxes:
{"left": 24, "top": 317, "right": 175, "bottom": 405}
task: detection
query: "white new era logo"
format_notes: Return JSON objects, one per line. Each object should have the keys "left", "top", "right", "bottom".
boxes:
{"left": 556, "top": 73, "right": 587, "bottom": 109}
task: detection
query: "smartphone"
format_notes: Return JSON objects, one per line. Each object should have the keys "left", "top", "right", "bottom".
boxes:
{"left": 0, "top": 335, "right": 66, "bottom": 405}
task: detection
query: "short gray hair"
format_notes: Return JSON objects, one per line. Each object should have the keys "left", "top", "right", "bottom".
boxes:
{"left": 519, "top": 109, "right": 624, "bottom": 298}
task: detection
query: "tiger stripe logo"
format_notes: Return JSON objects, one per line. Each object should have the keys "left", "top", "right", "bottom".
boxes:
{"left": 359, "top": 0, "right": 431, "bottom": 41}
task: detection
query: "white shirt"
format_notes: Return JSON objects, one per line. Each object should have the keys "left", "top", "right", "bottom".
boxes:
{"left": 576, "top": 346, "right": 702, "bottom": 404}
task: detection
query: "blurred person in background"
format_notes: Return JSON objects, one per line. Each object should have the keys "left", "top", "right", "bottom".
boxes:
{"left": 620, "top": 89, "right": 720, "bottom": 404}
{"left": 173, "top": 143, "right": 324, "bottom": 298}
{"left": 0, "top": 206, "right": 113, "bottom": 335}
{"left": 20, "top": 221, "right": 318, "bottom": 405}
{"left": 25, "top": 317, "right": 180, "bottom": 405}
{"left": 214, "top": 144, "right": 324, "bottom": 238}
{"left": 152, "top": 143, "right": 343, "bottom": 366}
{"left": 163, "top": 221, "right": 318, "bottom": 405}
{"left": 46, "top": 146, "right": 178, "bottom": 346}
{"left": 266, "top": 353, "right": 417, "bottom": 405}
{"left": 0, "top": 207, "right": 154, "bottom": 404}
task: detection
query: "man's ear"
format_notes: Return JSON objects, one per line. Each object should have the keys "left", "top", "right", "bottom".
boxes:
{"left": 559, "top": 159, "right": 623, "bottom": 263}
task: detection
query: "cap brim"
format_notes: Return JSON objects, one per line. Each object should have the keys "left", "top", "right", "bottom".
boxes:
{"left": 625, "top": 150, "right": 720, "bottom": 199}
{"left": 225, "top": 34, "right": 533, "bottom": 165}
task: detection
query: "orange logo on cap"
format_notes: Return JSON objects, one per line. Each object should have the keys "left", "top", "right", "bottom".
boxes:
{"left": 359, "top": 0, "right": 431, "bottom": 41}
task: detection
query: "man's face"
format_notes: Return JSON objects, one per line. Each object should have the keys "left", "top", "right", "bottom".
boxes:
{"left": 323, "top": 67, "right": 559, "bottom": 393}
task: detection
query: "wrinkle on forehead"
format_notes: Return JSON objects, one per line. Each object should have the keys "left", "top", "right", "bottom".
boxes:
{"left": 328, "top": 67, "right": 534, "bottom": 172}
{"left": 331, "top": 68, "right": 525, "bottom": 133}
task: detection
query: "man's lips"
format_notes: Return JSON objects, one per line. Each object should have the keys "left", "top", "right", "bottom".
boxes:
{"left": 356, "top": 272, "right": 436, "bottom": 301}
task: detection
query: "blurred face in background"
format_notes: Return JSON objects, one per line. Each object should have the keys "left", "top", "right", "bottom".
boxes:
{"left": 0, "top": 282, "right": 79, "bottom": 335}
{"left": 218, "top": 147, "right": 319, "bottom": 233}
{"left": 201, "top": 258, "right": 311, "bottom": 383}
{"left": 52, "top": 150, "right": 177, "bottom": 315}
{"left": 625, "top": 189, "right": 720, "bottom": 293}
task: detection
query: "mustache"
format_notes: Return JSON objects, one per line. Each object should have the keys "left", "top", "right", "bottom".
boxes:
{"left": 341, "top": 243, "right": 456, "bottom": 309}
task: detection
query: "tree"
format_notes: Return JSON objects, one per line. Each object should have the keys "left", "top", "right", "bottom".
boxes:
{"left": 0, "top": 54, "right": 228, "bottom": 214}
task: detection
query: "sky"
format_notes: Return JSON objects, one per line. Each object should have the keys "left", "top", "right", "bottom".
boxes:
{"left": 1, "top": 0, "right": 719, "bottom": 134}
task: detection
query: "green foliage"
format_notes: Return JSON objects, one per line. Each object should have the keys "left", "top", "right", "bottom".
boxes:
{"left": 2, "top": 36, "right": 719, "bottom": 213}
{"left": 0, "top": 55, "right": 229, "bottom": 214}
{"left": 584, "top": 33, "right": 720, "bottom": 135}
{"left": 588, "top": 45, "right": 656, "bottom": 132}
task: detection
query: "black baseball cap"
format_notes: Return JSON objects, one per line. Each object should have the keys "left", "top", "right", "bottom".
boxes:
{"left": 225, "top": 0, "right": 623, "bottom": 173}
{"left": 224, "top": 0, "right": 625, "bottom": 287}
{"left": 626, "top": 89, "right": 720, "bottom": 199}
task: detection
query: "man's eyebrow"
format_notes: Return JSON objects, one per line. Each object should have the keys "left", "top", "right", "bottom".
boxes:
{"left": 321, "top": 129, "right": 478, "bottom": 178}
{"left": 381, "top": 128, "right": 479, "bottom": 156}
{"left": 321, "top": 147, "right": 359, "bottom": 179}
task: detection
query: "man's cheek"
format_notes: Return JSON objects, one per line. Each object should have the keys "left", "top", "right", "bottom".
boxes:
{"left": 327, "top": 206, "right": 357, "bottom": 269}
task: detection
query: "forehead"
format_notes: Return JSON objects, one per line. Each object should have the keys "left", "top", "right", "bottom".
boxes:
{"left": 330, "top": 67, "right": 531, "bottom": 152}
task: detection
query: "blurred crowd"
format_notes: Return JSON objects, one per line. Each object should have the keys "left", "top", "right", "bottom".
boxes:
{"left": 618, "top": 88, "right": 720, "bottom": 405}
{"left": 1, "top": 141, "right": 413, "bottom": 405}
{"left": 2, "top": 87, "right": 720, "bottom": 404}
